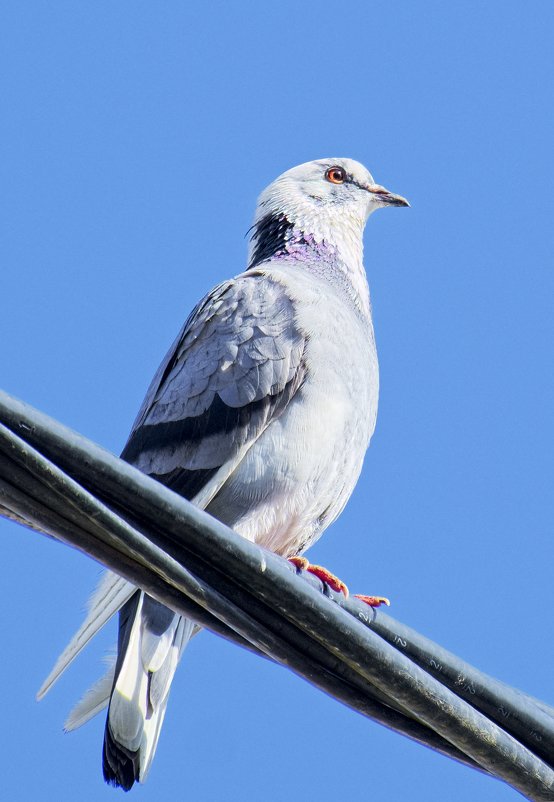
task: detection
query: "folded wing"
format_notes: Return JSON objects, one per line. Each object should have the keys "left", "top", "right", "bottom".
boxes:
{"left": 40, "top": 269, "right": 307, "bottom": 790}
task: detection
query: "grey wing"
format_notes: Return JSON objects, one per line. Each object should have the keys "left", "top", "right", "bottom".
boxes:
{"left": 121, "top": 271, "right": 306, "bottom": 504}
{"left": 40, "top": 271, "right": 307, "bottom": 776}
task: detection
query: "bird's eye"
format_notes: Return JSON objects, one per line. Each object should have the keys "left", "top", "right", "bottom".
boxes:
{"left": 325, "top": 166, "right": 347, "bottom": 185}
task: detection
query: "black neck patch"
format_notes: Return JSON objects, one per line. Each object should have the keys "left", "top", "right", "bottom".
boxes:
{"left": 248, "top": 213, "right": 295, "bottom": 269}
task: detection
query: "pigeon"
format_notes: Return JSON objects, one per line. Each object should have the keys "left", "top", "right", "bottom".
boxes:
{"left": 37, "top": 158, "right": 409, "bottom": 790}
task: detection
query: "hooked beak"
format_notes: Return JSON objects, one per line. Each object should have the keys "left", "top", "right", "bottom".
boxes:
{"left": 366, "top": 184, "right": 410, "bottom": 208}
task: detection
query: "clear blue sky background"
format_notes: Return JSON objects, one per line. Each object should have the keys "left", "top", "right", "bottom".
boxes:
{"left": 2, "top": 3, "right": 553, "bottom": 800}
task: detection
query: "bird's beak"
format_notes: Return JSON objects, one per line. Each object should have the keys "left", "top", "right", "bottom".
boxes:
{"left": 366, "top": 184, "right": 410, "bottom": 207}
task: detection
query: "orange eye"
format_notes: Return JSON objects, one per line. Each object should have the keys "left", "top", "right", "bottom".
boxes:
{"left": 325, "top": 166, "right": 347, "bottom": 184}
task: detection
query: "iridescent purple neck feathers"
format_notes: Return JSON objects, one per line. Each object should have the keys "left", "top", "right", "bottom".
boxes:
{"left": 248, "top": 213, "right": 338, "bottom": 270}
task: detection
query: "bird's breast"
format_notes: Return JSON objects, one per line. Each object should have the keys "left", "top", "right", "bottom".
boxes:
{"left": 208, "top": 265, "right": 379, "bottom": 556}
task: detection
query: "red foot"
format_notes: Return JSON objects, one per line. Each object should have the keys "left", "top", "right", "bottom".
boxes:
{"left": 354, "top": 594, "right": 391, "bottom": 608}
{"left": 288, "top": 556, "right": 349, "bottom": 597}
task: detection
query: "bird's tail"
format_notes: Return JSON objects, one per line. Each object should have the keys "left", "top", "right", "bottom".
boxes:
{"left": 39, "top": 571, "right": 195, "bottom": 790}
{"left": 101, "top": 591, "right": 194, "bottom": 790}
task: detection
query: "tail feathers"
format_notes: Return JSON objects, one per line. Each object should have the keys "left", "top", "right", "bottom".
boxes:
{"left": 38, "top": 571, "right": 135, "bottom": 700}
{"left": 64, "top": 659, "right": 116, "bottom": 732}
{"left": 140, "top": 617, "right": 194, "bottom": 781}
{"left": 103, "top": 595, "right": 194, "bottom": 790}
{"left": 103, "top": 726, "right": 140, "bottom": 792}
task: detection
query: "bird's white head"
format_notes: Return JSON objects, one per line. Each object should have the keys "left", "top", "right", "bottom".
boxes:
{"left": 248, "top": 158, "right": 408, "bottom": 304}
{"left": 258, "top": 158, "right": 407, "bottom": 225}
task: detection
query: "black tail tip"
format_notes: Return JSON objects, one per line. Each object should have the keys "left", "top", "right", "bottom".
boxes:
{"left": 103, "top": 724, "right": 140, "bottom": 792}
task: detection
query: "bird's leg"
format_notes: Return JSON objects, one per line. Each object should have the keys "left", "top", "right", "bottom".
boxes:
{"left": 288, "top": 556, "right": 349, "bottom": 597}
{"left": 288, "top": 557, "right": 390, "bottom": 608}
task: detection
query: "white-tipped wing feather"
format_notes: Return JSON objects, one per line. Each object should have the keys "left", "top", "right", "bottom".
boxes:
{"left": 38, "top": 571, "right": 135, "bottom": 700}
{"left": 64, "top": 662, "right": 116, "bottom": 731}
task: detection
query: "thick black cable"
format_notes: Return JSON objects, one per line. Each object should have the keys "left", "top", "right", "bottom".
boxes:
{"left": 349, "top": 603, "right": 554, "bottom": 767}
{"left": 1, "top": 391, "right": 554, "bottom": 800}
{"left": 0, "top": 436, "right": 484, "bottom": 773}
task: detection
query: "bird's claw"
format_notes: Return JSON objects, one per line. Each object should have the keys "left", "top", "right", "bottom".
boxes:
{"left": 288, "top": 556, "right": 349, "bottom": 597}
{"left": 354, "top": 594, "right": 390, "bottom": 608}
{"left": 288, "top": 559, "right": 390, "bottom": 606}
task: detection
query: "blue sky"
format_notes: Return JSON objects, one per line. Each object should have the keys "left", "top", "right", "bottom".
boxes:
{"left": 2, "top": 2, "right": 553, "bottom": 800}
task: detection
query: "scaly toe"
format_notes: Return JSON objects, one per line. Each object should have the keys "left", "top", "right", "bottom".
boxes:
{"left": 288, "top": 558, "right": 349, "bottom": 597}
{"left": 305, "top": 564, "right": 349, "bottom": 597}
{"left": 288, "top": 556, "right": 310, "bottom": 572}
{"left": 354, "top": 594, "right": 390, "bottom": 608}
